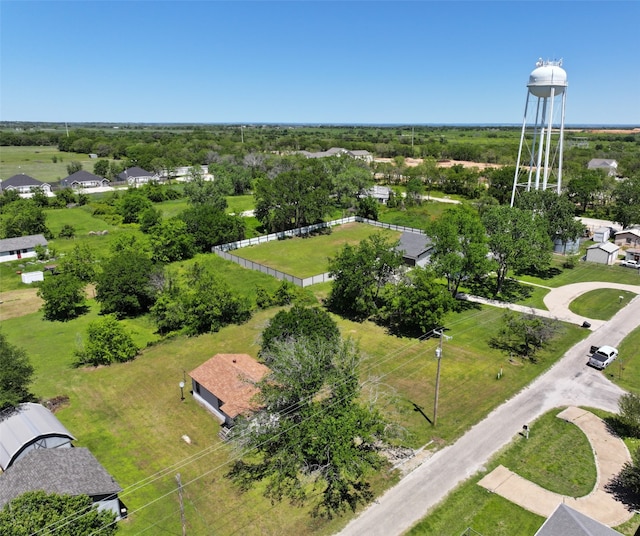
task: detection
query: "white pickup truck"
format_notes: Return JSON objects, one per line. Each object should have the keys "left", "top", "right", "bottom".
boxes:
{"left": 588, "top": 345, "right": 619, "bottom": 369}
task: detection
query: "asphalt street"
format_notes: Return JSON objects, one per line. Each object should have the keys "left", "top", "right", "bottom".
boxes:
{"left": 337, "top": 288, "right": 640, "bottom": 536}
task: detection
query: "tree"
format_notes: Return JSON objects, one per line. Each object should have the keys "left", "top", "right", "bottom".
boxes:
{"left": 0, "top": 199, "right": 51, "bottom": 239}
{"left": 489, "top": 310, "right": 561, "bottom": 361}
{"left": 566, "top": 169, "right": 604, "bottom": 213}
{"left": 58, "top": 243, "right": 96, "bottom": 283}
{"left": 179, "top": 204, "right": 245, "bottom": 252}
{"left": 138, "top": 206, "right": 163, "bottom": 234}
{"left": 58, "top": 223, "right": 76, "bottom": 239}
{"left": 613, "top": 174, "right": 640, "bottom": 228}
{"left": 184, "top": 173, "right": 228, "bottom": 209}
{"left": 118, "top": 190, "right": 153, "bottom": 224}
{"left": 93, "top": 159, "right": 110, "bottom": 178}
{"left": 66, "top": 161, "right": 83, "bottom": 175}
{"left": 356, "top": 196, "right": 379, "bottom": 220}
{"left": 260, "top": 305, "right": 340, "bottom": 358}
{"left": 227, "top": 337, "right": 386, "bottom": 519}
{"left": 516, "top": 190, "right": 583, "bottom": 251}
{"left": 254, "top": 159, "right": 334, "bottom": 232}
{"left": 617, "top": 393, "right": 640, "bottom": 438}
{"left": 95, "top": 248, "right": 156, "bottom": 318}
{"left": 327, "top": 233, "right": 403, "bottom": 320}
{"left": 379, "top": 266, "right": 455, "bottom": 336}
{"left": 149, "top": 218, "right": 195, "bottom": 263}
{"left": 0, "top": 332, "right": 34, "bottom": 410}
{"left": 482, "top": 205, "right": 552, "bottom": 296}
{"left": 38, "top": 273, "right": 87, "bottom": 321}
{"left": 333, "top": 163, "right": 372, "bottom": 209}
{"left": 151, "top": 264, "right": 251, "bottom": 335}
{"left": 0, "top": 491, "right": 117, "bottom": 536}
{"left": 487, "top": 166, "right": 518, "bottom": 205}
{"left": 75, "top": 315, "right": 139, "bottom": 366}
{"left": 427, "top": 204, "right": 491, "bottom": 297}
{"left": 613, "top": 446, "right": 640, "bottom": 500}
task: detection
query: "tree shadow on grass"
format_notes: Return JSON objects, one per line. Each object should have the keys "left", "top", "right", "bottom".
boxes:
{"left": 463, "top": 277, "right": 534, "bottom": 303}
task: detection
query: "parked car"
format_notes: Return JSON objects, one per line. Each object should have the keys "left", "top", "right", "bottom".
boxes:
{"left": 620, "top": 259, "right": 640, "bottom": 268}
{"left": 588, "top": 345, "right": 619, "bottom": 369}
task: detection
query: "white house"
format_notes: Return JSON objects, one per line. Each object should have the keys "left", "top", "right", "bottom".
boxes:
{"left": 361, "top": 185, "right": 391, "bottom": 204}
{"left": 587, "top": 158, "right": 618, "bottom": 177}
{"left": 585, "top": 241, "right": 620, "bottom": 266}
{"left": 0, "top": 174, "right": 53, "bottom": 198}
{"left": 61, "top": 170, "right": 110, "bottom": 189}
{"left": 0, "top": 234, "right": 48, "bottom": 263}
{"left": 118, "top": 166, "right": 160, "bottom": 185}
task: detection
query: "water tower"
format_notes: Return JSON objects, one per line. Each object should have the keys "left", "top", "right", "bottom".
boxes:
{"left": 510, "top": 59, "right": 567, "bottom": 206}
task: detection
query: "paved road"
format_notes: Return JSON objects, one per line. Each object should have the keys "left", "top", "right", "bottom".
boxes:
{"left": 337, "top": 290, "right": 640, "bottom": 536}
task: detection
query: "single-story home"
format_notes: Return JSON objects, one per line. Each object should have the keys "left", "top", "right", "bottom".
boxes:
{"left": 587, "top": 158, "right": 618, "bottom": 177}
{"left": 117, "top": 166, "right": 160, "bottom": 185}
{"left": 0, "top": 403, "right": 75, "bottom": 471}
{"left": 61, "top": 170, "right": 110, "bottom": 189}
{"left": 0, "top": 448, "right": 125, "bottom": 520}
{"left": 534, "top": 503, "right": 622, "bottom": 536}
{"left": 397, "top": 232, "right": 433, "bottom": 267}
{"left": 361, "top": 185, "right": 391, "bottom": 204}
{"left": 585, "top": 241, "right": 620, "bottom": 266}
{"left": 1, "top": 174, "right": 53, "bottom": 197}
{"left": 614, "top": 228, "right": 640, "bottom": 247}
{"left": 189, "top": 354, "right": 270, "bottom": 427}
{"left": 297, "top": 147, "right": 373, "bottom": 162}
{"left": 0, "top": 234, "right": 48, "bottom": 263}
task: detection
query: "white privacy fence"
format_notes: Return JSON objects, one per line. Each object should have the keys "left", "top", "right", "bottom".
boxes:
{"left": 212, "top": 217, "right": 424, "bottom": 288}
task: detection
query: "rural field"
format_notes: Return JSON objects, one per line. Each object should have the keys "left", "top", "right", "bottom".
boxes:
{"left": 1, "top": 212, "right": 598, "bottom": 535}
{"left": 2, "top": 132, "right": 640, "bottom": 534}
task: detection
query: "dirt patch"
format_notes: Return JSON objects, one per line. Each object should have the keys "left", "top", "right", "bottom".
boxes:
{"left": 0, "top": 288, "right": 42, "bottom": 321}
{"left": 374, "top": 158, "right": 501, "bottom": 170}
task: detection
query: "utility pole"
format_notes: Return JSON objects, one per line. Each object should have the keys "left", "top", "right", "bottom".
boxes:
{"left": 433, "top": 330, "right": 444, "bottom": 427}
{"left": 176, "top": 473, "right": 186, "bottom": 536}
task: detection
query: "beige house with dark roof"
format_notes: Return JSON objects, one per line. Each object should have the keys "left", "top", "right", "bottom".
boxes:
{"left": 189, "top": 354, "right": 270, "bottom": 427}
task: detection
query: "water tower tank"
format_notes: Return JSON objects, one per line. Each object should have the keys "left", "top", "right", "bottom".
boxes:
{"left": 527, "top": 59, "right": 567, "bottom": 98}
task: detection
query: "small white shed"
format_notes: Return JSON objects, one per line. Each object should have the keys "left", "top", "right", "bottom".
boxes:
{"left": 21, "top": 271, "right": 44, "bottom": 284}
{"left": 593, "top": 227, "right": 611, "bottom": 243}
{"left": 585, "top": 242, "right": 620, "bottom": 266}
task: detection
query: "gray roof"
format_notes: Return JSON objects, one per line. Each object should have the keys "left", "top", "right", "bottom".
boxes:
{"left": 1, "top": 174, "right": 45, "bottom": 189}
{"left": 0, "top": 448, "right": 122, "bottom": 508}
{"left": 0, "top": 234, "right": 48, "bottom": 254}
{"left": 118, "top": 166, "right": 154, "bottom": 180}
{"left": 397, "top": 232, "right": 432, "bottom": 260}
{"left": 587, "top": 241, "right": 620, "bottom": 254}
{"left": 535, "top": 504, "right": 622, "bottom": 536}
{"left": 61, "top": 170, "right": 107, "bottom": 186}
{"left": 588, "top": 159, "right": 618, "bottom": 169}
{"left": 0, "top": 403, "right": 75, "bottom": 470}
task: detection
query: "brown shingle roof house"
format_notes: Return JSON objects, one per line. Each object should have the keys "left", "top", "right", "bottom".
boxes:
{"left": 189, "top": 354, "right": 270, "bottom": 426}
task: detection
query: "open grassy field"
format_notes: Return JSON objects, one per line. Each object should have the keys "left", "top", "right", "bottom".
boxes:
{"left": 234, "top": 222, "right": 401, "bottom": 278}
{"left": 0, "top": 288, "right": 588, "bottom": 535}
{"left": 3, "top": 204, "right": 639, "bottom": 534}
{"left": 0, "top": 145, "right": 110, "bottom": 183}
{"left": 569, "top": 289, "right": 638, "bottom": 320}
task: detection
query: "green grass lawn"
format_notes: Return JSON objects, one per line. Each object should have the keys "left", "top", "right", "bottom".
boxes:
{"left": 407, "top": 408, "right": 598, "bottom": 536}
{"left": 569, "top": 289, "right": 638, "bottom": 320}
{"left": 233, "top": 223, "right": 401, "bottom": 278}
{"left": 0, "top": 146, "right": 111, "bottom": 183}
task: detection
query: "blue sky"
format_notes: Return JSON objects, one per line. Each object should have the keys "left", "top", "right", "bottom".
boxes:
{"left": 1, "top": 1, "right": 639, "bottom": 125}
